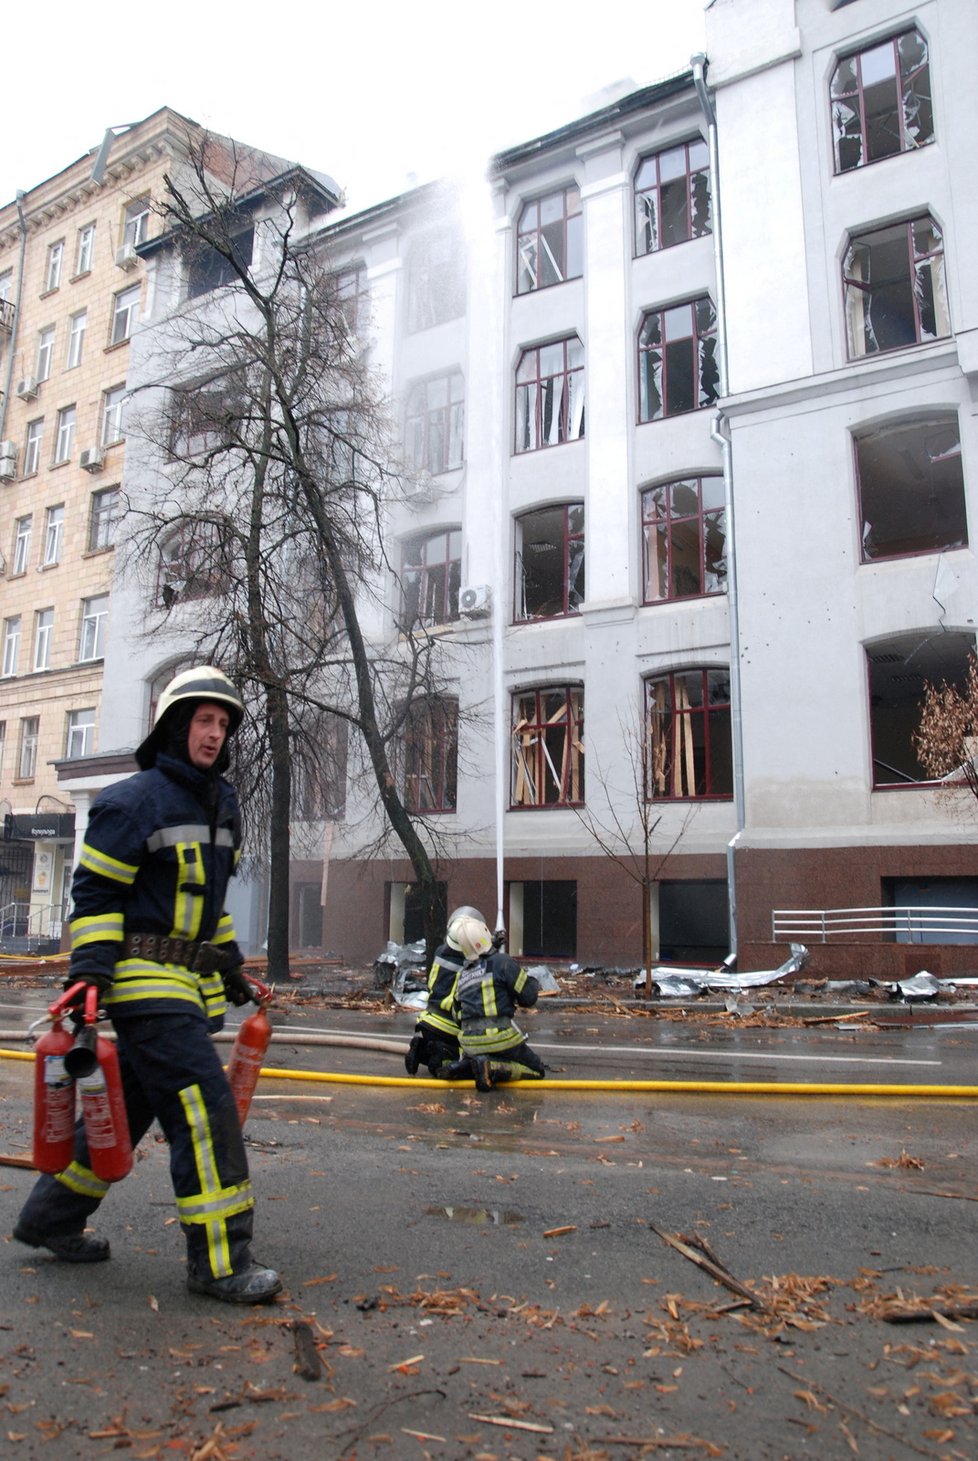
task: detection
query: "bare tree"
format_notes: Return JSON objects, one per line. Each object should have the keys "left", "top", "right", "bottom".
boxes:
{"left": 914, "top": 652, "right": 978, "bottom": 810}
{"left": 123, "top": 136, "right": 453, "bottom": 975}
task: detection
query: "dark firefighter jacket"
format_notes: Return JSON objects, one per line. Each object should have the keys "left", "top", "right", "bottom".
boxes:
{"left": 418, "top": 942, "right": 465, "bottom": 1039}
{"left": 453, "top": 953, "right": 539, "bottom": 1055}
{"left": 68, "top": 752, "right": 241, "bottom": 1026}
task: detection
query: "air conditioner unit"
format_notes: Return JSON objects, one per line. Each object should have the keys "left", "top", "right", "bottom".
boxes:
{"left": 459, "top": 583, "right": 492, "bottom": 618}
{"left": 15, "top": 376, "right": 39, "bottom": 401}
{"left": 0, "top": 456, "right": 15, "bottom": 482}
{"left": 115, "top": 243, "right": 138, "bottom": 270}
{"left": 403, "top": 472, "right": 438, "bottom": 506}
{"left": 79, "top": 446, "right": 104, "bottom": 473}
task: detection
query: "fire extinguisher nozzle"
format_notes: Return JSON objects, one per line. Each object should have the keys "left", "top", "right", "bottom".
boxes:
{"left": 64, "top": 1026, "right": 99, "bottom": 1080}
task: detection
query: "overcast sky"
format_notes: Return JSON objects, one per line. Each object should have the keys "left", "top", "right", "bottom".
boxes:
{"left": 6, "top": 0, "right": 707, "bottom": 212}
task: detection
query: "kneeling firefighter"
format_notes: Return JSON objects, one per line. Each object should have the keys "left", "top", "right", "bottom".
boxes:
{"left": 405, "top": 905, "right": 488, "bottom": 1078}
{"left": 14, "top": 666, "right": 281, "bottom": 1304}
{"left": 444, "top": 915, "right": 546, "bottom": 1092}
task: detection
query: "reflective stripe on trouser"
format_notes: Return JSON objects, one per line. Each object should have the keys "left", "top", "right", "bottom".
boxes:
{"left": 16, "top": 1009, "right": 254, "bottom": 1278}
{"left": 458, "top": 1018, "right": 527, "bottom": 1057}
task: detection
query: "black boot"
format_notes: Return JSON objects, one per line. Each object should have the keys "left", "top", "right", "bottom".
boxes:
{"left": 14, "top": 1220, "right": 110, "bottom": 1263}
{"left": 404, "top": 1034, "right": 424, "bottom": 1076}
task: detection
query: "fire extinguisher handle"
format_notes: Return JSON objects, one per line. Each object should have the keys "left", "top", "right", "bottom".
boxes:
{"left": 246, "top": 976, "right": 271, "bottom": 1005}
{"left": 47, "top": 980, "right": 89, "bottom": 1019}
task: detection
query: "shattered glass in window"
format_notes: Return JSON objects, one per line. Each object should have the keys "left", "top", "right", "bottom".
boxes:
{"left": 831, "top": 29, "right": 932, "bottom": 173}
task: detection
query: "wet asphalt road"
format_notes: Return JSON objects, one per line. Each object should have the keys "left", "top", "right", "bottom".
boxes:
{"left": 1, "top": 987, "right": 978, "bottom": 1459}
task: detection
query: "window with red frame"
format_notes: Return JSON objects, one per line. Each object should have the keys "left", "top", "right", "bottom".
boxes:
{"left": 831, "top": 29, "right": 933, "bottom": 174}
{"left": 641, "top": 477, "right": 726, "bottom": 602}
{"left": 405, "top": 371, "right": 464, "bottom": 475}
{"left": 511, "top": 686, "right": 584, "bottom": 808}
{"left": 646, "top": 669, "right": 732, "bottom": 799}
{"left": 516, "top": 186, "right": 583, "bottom": 294}
{"left": 843, "top": 216, "right": 949, "bottom": 358}
{"left": 334, "top": 262, "right": 369, "bottom": 334}
{"left": 403, "top": 697, "right": 458, "bottom": 813}
{"left": 515, "top": 337, "right": 585, "bottom": 452}
{"left": 634, "top": 139, "right": 711, "bottom": 255}
{"left": 515, "top": 504, "right": 585, "bottom": 620}
{"left": 638, "top": 299, "right": 718, "bottom": 421}
{"left": 399, "top": 529, "right": 461, "bottom": 629}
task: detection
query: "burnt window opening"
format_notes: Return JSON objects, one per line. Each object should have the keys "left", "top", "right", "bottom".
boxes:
{"left": 515, "top": 337, "right": 585, "bottom": 453}
{"left": 402, "top": 696, "right": 459, "bottom": 814}
{"left": 843, "top": 216, "right": 949, "bottom": 359}
{"left": 831, "top": 28, "right": 933, "bottom": 174}
{"left": 638, "top": 298, "right": 718, "bottom": 421}
{"left": 868, "top": 630, "right": 975, "bottom": 788}
{"left": 634, "top": 139, "right": 711, "bottom": 255}
{"left": 169, "top": 378, "right": 248, "bottom": 458}
{"left": 399, "top": 529, "right": 461, "bottom": 630}
{"left": 406, "top": 231, "right": 466, "bottom": 333}
{"left": 515, "top": 504, "right": 585, "bottom": 621}
{"left": 516, "top": 185, "right": 583, "bottom": 294}
{"left": 157, "top": 518, "right": 233, "bottom": 607}
{"left": 186, "top": 225, "right": 255, "bottom": 299}
{"left": 405, "top": 372, "right": 464, "bottom": 475}
{"left": 856, "top": 417, "right": 966, "bottom": 562}
{"left": 646, "top": 669, "right": 732, "bottom": 800}
{"left": 641, "top": 476, "right": 726, "bottom": 602}
{"left": 511, "top": 686, "right": 584, "bottom": 808}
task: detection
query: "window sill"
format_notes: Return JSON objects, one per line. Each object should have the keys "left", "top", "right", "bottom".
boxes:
{"left": 69, "top": 270, "right": 92, "bottom": 284}
{"left": 104, "top": 338, "right": 130, "bottom": 354}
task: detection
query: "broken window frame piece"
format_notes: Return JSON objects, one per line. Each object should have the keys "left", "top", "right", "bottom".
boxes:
{"left": 645, "top": 669, "right": 732, "bottom": 800}
{"left": 855, "top": 415, "right": 966, "bottom": 563}
{"left": 402, "top": 696, "right": 459, "bottom": 814}
{"left": 405, "top": 370, "right": 465, "bottom": 475}
{"left": 514, "top": 336, "right": 585, "bottom": 453}
{"left": 516, "top": 185, "right": 583, "bottom": 294}
{"left": 515, "top": 503, "right": 585, "bottom": 621}
{"left": 843, "top": 215, "right": 949, "bottom": 359}
{"left": 511, "top": 686, "right": 585, "bottom": 809}
{"left": 867, "top": 630, "right": 975, "bottom": 787}
{"left": 641, "top": 476, "right": 726, "bottom": 603}
{"left": 634, "top": 138, "right": 711, "bottom": 255}
{"left": 406, "top": 230, "right": 466, "bottom": 333}
{"left": 399, "top": 528, "right": 462, "bottom": 630}
{"left": 831, "top": 28, "right": 933, "bottom": 174}
{"left": 638, "top": 298, "right": 718, "bottom": 422}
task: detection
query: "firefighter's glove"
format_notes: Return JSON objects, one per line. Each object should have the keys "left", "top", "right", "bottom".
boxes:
{"left": 62, "top": 972, "right": 113, "bottom": 1021}
{"left": 223, "top": 966, "right": 255, "bottom": 1007}
{"left": 491, "top": 926, "right": 507, "bottom": 951}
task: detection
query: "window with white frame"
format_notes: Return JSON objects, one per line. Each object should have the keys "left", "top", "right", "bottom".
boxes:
{"left": 843, "top": 215, "right": 950, "bottom": 358}
{"left": 111, "top": 284, "right": 140, "bottom": 345}
{"left": 45, "top": 241, "right": 64, "bottom": 292}
{"left": 88, "top": 487, "right": 120, "bottom": 551}
{"left": 101, "top": 386, "right": 126, "bottom": 446}
{"left": 18, "top": 717, "right": 39, "bottom": 780}
{"left": 33, "top": 609, "right": 53, "bottom": 671}
{"left": 54, "top": 406, "right": 76, "bottom": 464}
{"left": 78, "top": 595, "right": 108, "bottom": 662}
{"left": 66, "top": 707, "right": 95, "bottom": 759}
{"left": 13, "top": 516, "right": 32, "bottom": 576}
{"left": 1, "top": 618, "right": 21, "bottom": 677}
{"left": 66, "top": 310, "right": 87, "bottom": 369}
{"left": 0, "top": 721, "right": 5, "bottom": 779}
{"left": 24, "top": 419, "right": 43, "bottom": 476}
{"left": 36, "top": 326, "right": 55, "bottom": 381}
{"left": 75, "top": 222, "right": 96, "bottom": 275}
{"left": 122, "top": 197, "right": 150, "bottom": 251}
{"left": 405, "top": 371, "right": 464, "bottom": 475}
{"left": 42, "top": 505, "right": 64, "bottom": 566}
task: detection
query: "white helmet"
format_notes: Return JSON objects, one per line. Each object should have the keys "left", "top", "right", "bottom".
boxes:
{"left": 448, "top": 904, "right": 485, "bottom": 930}
{"left": 136, "top": 665, "right": 244, "bottom": 768}
{"left": 447, "top": 914, "right": 493, "bottom": 961}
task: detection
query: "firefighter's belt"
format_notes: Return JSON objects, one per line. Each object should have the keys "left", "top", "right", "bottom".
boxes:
{"left": 123, "top": 933, "right": 232, "bottom": 973}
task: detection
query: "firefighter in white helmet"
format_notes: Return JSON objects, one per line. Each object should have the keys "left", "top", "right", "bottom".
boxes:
{"left": 405, "top": 905, "right": 491, "bottom": 1078}
{"left": 444, "top": 916, "right": 546, "bottom": 1092}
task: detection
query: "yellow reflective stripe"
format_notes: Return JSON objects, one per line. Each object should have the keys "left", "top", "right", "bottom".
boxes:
{"left": 79, "top": 842, "right": 138, "bottom": 885}
{"left": 173, "top": 842, "right": 205, "bottom": 940}
{"left": 513, "top": 967, "right": 529, "bottom": 994}
{"left": 419, "top": 1010, "right": 460, "bottom": 1037}
{"left": 483, "top": 981, "right": 498, "bottom": 1019}
{"left": 178, "top": 1083, "right": 254, "bottom": 1278}
{"left": 103, "top": 959, "right": 205, "bottom": 1010}
{"left": 176, "top": 1182, "right": 254, "bottom": 1222}
{"left": 55, "top": 1162, "right": 111, "bottom": 1200}
{"left": 70, "top": 913, "right": 125, "bottom": 949}
{"left": 461, "top": 1027, "right": 524, "bottom": 1055}
{"left": 213, "top": 913, "right": 236, "bottom": 946}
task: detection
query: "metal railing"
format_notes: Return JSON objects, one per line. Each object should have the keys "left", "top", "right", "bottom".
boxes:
{"left": 0, "top": 901, "right": 63, "bottom": 944}
{"left": 772, "top": 906, "right": 978, "bottom": 944}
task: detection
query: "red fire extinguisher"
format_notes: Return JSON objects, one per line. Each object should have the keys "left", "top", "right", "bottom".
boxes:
{"left": 31, "top": 1001, "right": 77, "bottom": 1175}
{"left": 226, "top": 977, "right": 272, "bottom": 1127}
{"left": 58, "top": 983, "right": 133, "bottom": 1183}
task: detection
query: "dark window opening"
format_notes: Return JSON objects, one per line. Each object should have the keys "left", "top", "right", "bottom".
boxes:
{"left": 402, "top": 881, "right": 448, "bottom": 944}
{"left": 512, "top": 879, "right": 577, "bottom": 959}
{"left": 515, "top": 504, "right": 585, "bottom": 620}
{"left": 868, "top": 630, "right": 975, "bottom": 787}
{"left": 186, "top": 226, "right": 255, "bottom": 299}
{"left": 403, "top": 697, "right": 458, "bottom": 814}
{"left": 844, "top": 216, "right": 949, "bottom": 358}
{"left": 883, "top": 877, "right": 978, "bottom": 946}
{"left": 856, "top": 417, "right": 966, "bottom": 562}
{"left": 658, "top": 880, "right": 728, "bottom": 963}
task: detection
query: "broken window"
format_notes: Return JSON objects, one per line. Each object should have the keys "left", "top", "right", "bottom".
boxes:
{"left": 641, "top": 476, "right": 726, "bottom": 602}
{"left": 638, "top": 299, "right": 718, "bottom": 421}
{"left": 293, "top": 712, "right": 348, "bottom": 820}
{"left": 868, "top": 631, "right": 975, "bottom": 787}
{"left": 405, "top": 371, "right": 464, "bottom": 475}
{"left": 843, "top": 216, "right": 949, "bottom": 358}
{"left": 516, "top": 185, "right": 583, "bottom": 294}
{"left": 169, "top": 376, "right": 247, "bottom": 458}
{"left": 333, "top": 262, "right": 369, "bottom": 334}
{"left": 646, "top": 669, "right": 732, "bottom": 799}
{"left": 634, "top": 139, "right": 711, "bottom": 255}
{"left": 856, "top": 416, "right": 966, "bottom": 562}
{"left": 186, "top": 224, "right": 255, "bottom": 299}
{"left": 511, "top": 686, "right": 584, "bottom": 808}
{"left": 399, "top": 529, "right": 461, "bottom": 629}
{"left": 402, "top": 696, "right": 458, "bottom": 813}
{"left": 515, "top": 504, "right": 585, "bottom": 620}
{"left": 406, "top": 230, "right": 465, "bottom": 333}
{"left": 157, "top": 518, "right": 232, "bottom": 606}
{"left": 831, "top": 28, "right": 933, "bottom": 174}
{"left": 515, "top": 336, "right": 585, "bottom": 452}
